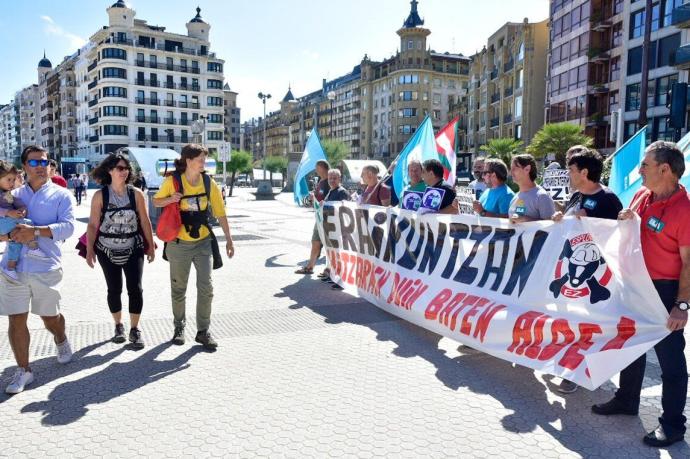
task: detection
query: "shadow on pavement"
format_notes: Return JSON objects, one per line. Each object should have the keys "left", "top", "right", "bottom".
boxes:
{"left": 278, "top": 276, "right": 687, "bottom": 457}
{"left": 18, "top": 343, "right": 201, "bottom": 426}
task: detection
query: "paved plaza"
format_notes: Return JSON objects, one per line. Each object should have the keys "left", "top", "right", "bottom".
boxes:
{"left": 0, "top": 188, "right": 688, "bottom": 458}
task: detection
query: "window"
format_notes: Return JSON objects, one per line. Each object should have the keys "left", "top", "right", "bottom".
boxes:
{"left": 518, "top": 42, "right": 525, "bottom": 61}
{"left": 626, "top": 83, "right": 641, "bottom": 111}
{"left": 516, "top": 124, "right": 522, "bottom": 140}
{"left": 166, "top": 57, "right": 173, "bottom": 70}
{"left": 207, "top": 96, "right": 222, "bottom": 106}
{"left": 408, "top": 40, "right": 414, "bottom": 50}
{"left": 664, "top": 0, "right": 684, "bottom": 27}
{"left": 102, "top": 67, "right": 126, "bottom": 79}
{"left": 136, "top": 90, "right": 145, "bottom": 103}
{"left": 208, "top": 62, "right": 223, "bottom": 73}
{"left": 630, "top": 3, "right": 660, "bottom": 39}
{"left": 398, "top": 108, "right": 417, "bottom": 117}
{"left": 208, "top": 113, "right": 223, "bottom": 123}
{"left": 399, "top": 91, "right": 418, "bottom": 101}
{"left": 433, "top": 78, "right": 441, "bottom": 88}
{"left": 658, "top": 33, "right": 681, "bottom": 68}
{"left": 102, "top": 48, "right": 126, "bottom": 60}
{"left": 207, "top": 131, "right": 223, "bottom": 140}
{"left": 515, "top": 95, "right": 523, "bottom": 118}
{"left": 137, "top": 108, "right": 145, "bottom": 121}
{"left": 627, "top": 41, "right": 659, "bottom": 75}
{"left": 398, "top": 125, "right": 416, "bottom": 135}
{"left": 610, "top": 57, "right": 621, "bottom": 81}
{"left": 103, "top": 125, "right": 127, "bottom": 136}
{"left": 398, "top": 74, "right": 418, "bottom": 84}
{"left": 448, "top": 79, "right": 456, "bottom": 89}
{"left": 102, "top": 106, "right": 127, "bottom": 117}
{"left": 433, "top": 94, "right": 441, "bottom": 105}
{"left": 517, "top": 69, "right": 524, "bottom": 89}
{"left": 102, "top": 86, "right": 127, "bottom": 98}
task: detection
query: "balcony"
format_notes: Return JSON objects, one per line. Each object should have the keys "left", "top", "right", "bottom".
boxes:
{"left": 503, "top": 114, "right": 513, "bottom": 123}
{"left": 135, "top": 98, "right": 161, "bottom": 106}
{"left": 504, "top": 86, "right": 513, "bottom": 97}
{"left": 88, "top": 80, "right": 98, "bottom": 90}
{"left": 672, "top": 4, "right": 690, "bottom": 28}
{"left": 89, "top": 135, "right": 99, "bottom": 142}
{"left": 89, "top": 117, "right": 98, "bottom": 125}
{"left": 178, "top": 102, "right": 200, "bottom": 109}
{"left": 136, "top": 135, "right": 183, "bottom": 143}
{"left": 490, "top": 68, "right": 498, "bottom": 80}
{"left": 88, "top": 99, "right": 98, "bottom": 107}
{"left": 490, "top": 93, "right": 501, "bottom": 104}
{"left": 135, "top": 79, "right": 160, "bottom": 88}
{"left": 490, "top": 117, "right": 500, "bottom": 128}
{"left": 588, "top": 83, "right": 610, "bottom": 94}
{"left": 135, "top": 59, "right": 202, "bottom": 74}
{"left": 134, "top": 41, "right": 212, "bottom": 58}
{"left": 503, "top": 60, "right": 514, "bottom": 72}
{"left": 179, "top": 119, "right": 190, "bottom": 125}
{"left": 136, "top": 116, "right": 160, "bottom": 123}
{"left": 586, "top": 112, "right": 607, "bottom": 127}
{"left": 673, "top": 43, "right": 690, "bottom": 69}
{"left": 587, "top": 48, "right": 610, "bottom": 62}
{"left": 87, "top": 61, "right": 97, "bottom": 72}
{"left": 103, "top": 37, "right": 134, "bottom": 46}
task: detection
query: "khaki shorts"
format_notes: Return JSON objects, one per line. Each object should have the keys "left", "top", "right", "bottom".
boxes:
{"left": 0, "top": 269, "right": 63, "bottom": 317}
{"left": 311, "top": 223, "right": 322, "bottom": 243}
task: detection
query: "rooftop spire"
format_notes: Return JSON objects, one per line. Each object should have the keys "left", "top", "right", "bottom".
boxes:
{"left": 403, "top": 0, "right": 424, "bottom": 28}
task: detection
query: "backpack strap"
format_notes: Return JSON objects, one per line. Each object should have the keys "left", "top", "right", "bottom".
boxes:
{"left": 99, "top": 186, "right": 110, "bottom": 224}
{"left": 127, "top": 185, "right": 142, "bottom": 227}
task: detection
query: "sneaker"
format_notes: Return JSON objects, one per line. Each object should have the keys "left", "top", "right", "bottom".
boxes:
{"left": 557, "top": 379, "right": 578, "bottom": 394}
{"left": 112, "top": 323, "right": 126, "bottom": 344}
{"left": 56, "top": 338, "right": 73, "bottom": 364}
{"left": 5, "top": 368, "right": 34, "bottom": 394}
{"left": 129, "top": 327, "right": 145, "bottom": 349}
{"left": 331, "top": 284, "right": 343, "bottom": 290}
{"left": 171, "top": 326, "right": 185, "bottom": 345}
{"left": 195, "top": 330, "right": 218, "bottom": 350}
{"left": 2, "top": 268, "right": 18, "bottom": 281}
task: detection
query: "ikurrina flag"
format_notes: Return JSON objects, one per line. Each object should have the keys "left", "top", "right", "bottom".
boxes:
{"left": 436, "top": 116, "right": 459, "bottom": 183}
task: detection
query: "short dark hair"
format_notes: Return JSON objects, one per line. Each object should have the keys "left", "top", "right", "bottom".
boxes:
{"left": 91, "top": 152, "right": 133, "bottom": 185}
{"left": 485, "top": 158, "right": 508, "bottom": 182}
{"left": 423, "top": 159, "right": 444, "bottom": 179}
{"left": 48, "top": 159, "right": 58, "bottom": 169}
{"left": 175, "top": 144, "right": 208, "bottom": 173}
{"left": 21, "top": 145, "right": 47, "bottom": 164}
{"left": 315, "top": 159, "right": 331, "bottom": 172}
{"left": 568, "top": 149, "right": 603, "bottom": 183}
{"left": 566, "top": 145, "right": 591, "bottom": 160}
{"left": 647, "top": 140, "right": 685, "bottom": 178}
{"left": 511, "top": 154, "right": 538, "bottom": 181}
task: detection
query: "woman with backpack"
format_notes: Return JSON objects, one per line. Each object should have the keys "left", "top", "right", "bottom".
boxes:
{"left": 152, "top": 144, "right": 234, "bottom": 350}
{"left": 85, "top": 153, "right": 155, "bottom": 348}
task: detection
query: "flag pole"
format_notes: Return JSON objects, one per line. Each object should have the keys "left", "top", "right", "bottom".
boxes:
{"left": 603, "top": 125, "right": 647, "bottom": 164}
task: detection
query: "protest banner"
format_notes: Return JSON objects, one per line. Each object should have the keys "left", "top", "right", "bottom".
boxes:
{"left": 542, "top": 169, "right": 570, "bottom": 202}
{"left": 316, "top": 202, "right": 669, "bottom": 390}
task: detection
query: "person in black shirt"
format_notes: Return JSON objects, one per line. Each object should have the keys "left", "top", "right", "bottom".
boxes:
{"left": 551, "top": 148, "right": 622, "bottom": 394}
{"left": 553, "top": 149, "right": 623, "bottom": 222}
{"left": 323, "top": 169, "right": 350, "bottom": 202}
{"left": 421, "top": 159, "right": 458, "bottom": 214}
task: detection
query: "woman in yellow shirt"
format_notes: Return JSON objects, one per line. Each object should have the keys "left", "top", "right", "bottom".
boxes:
{"left": 153, "top": 144, "right": 234, "bottom": 350}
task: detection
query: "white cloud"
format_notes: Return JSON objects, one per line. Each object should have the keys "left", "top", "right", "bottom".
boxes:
{"left": 40, "top": 15, "right": 86, "bottom": 49}
{"left": 301, "top": 49, "right": 320, "bottom": 60}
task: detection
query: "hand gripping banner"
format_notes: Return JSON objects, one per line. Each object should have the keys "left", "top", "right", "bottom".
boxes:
{"left": 316, "top": 202, "right": 670, "bottom": 390}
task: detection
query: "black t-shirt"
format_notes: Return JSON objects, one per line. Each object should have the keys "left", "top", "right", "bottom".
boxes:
{"left": 432, "top": 180, "right": 457, "bottom": 211}
{"left": 324, "top": 186, "right": 350, "bottom": 202}
{"left": 564, "top": 187, "right": 622, "bottom": 220}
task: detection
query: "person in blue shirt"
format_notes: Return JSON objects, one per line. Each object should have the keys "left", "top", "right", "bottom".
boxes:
{"left": 472, "top": 158, "right": 515, "bottom": 218}
{"left": 0, "top": 145, "right": 75, "bottom": 394}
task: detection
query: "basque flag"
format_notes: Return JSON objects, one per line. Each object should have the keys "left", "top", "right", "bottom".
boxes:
{"left": 436, "top": 116, "right": 459, "bottom": 182}
{"left": 392, "top": 116, "right": 438, "bottom": 200}
{"left": 293, "top": 128, "right": 327, "bottom": 206}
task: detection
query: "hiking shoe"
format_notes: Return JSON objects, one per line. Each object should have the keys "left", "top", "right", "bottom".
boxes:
{"left": 112, "top": 323, "right": 126, "bottom": 343}
{"left": 5, "top": 368, "right": 34, "bottom": 394}
{"left": 557, "top": 379, "right": 578, "bottom": 394}
{"left": 56, "top": 338, "right": 72, "bottom": 364}
{"left": 172, "top": 326, "right": 185, "bottom": 345}
{"left": 195, "top": 330, "right": 218, "bottom": 350}
{"left": 129, "top": 327, "right": 145, "bottom": 349}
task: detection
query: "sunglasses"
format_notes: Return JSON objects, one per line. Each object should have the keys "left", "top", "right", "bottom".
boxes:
{"left": 27, "top": 159, "right": 49, "bottom": 167}
{"left": 113, "top": 165, "right": 131, "bottom": 172}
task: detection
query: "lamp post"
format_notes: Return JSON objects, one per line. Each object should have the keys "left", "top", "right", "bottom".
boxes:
{"left": 258, "top": 92, "right": 271, "bottom": 181}
{"left": 577, "top": 95, "right": 586, "bottom": 128}
{"left": 327, "top": 90, "right": 336, "bottom": 139}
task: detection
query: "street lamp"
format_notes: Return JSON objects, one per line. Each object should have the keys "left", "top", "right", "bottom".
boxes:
{"left": 577, "top": 95, "right": 586, "bottom": 128}
{"left": 258, "top": 92, "right": 271, "bottom": 181}
{"left": 327, "top": 90, "right": 336, "bottom": 139}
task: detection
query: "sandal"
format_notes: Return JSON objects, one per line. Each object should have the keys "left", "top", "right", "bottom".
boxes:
{"left": 295, "top": 266, "right": 314, "bottom": 275}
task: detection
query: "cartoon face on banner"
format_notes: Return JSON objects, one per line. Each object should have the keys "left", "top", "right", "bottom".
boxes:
{"left": 549, "top": 233, "right": 613, "bottom": 304}
{"left": 401, "top": 191, "right": 424, "bottom": 211}
{"left": 421, "top": 187, "right": 445, "bottom": 212}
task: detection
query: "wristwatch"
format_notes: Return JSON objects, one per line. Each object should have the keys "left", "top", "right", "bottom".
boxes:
{"left": 33, "top": 227, "right": 40, "bottom": 239}
{"left": 675, "top": 301, "right": 689, "bottom": 311}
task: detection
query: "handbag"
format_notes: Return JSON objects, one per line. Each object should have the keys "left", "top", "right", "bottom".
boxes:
{"left": 156, "top": 178, "right": 182, "bottom": 242}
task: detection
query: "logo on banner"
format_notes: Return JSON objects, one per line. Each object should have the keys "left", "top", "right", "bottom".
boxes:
{"left": 549, "top": 233, "right": 612, "bottom": 304}
{"left": 421, "top": 187, "right": 446, "bottom": 211}
{"left": 401, "top": 191, "right": 424, "bottom": 211}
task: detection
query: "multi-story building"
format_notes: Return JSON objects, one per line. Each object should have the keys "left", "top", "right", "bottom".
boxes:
{"left": 223, "top": 84, "right": 240, "bottom": 151}
{"left": 461, "top": 19, "right": 549, "bottom": 153}
{"left": 14, "top": 84, "right": 40, "bottom": 157}
{"left": 259, "top": 0, "right": 471, "bottom": 165}
{"left": 80, "top": 1, "right": 226, "bottom": 161}
{"left": 0, "top": 103, "right": 19, "bottom": 162}
{"left": 620, "top": 0, "right": 684, "bottom": 142}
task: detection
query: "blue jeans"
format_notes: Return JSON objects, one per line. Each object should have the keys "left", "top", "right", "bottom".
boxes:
{"left": 0, "top": 216, "right": 32, "bottom": 263}
{"left": 615, "top": 280, "right": 687, "bottom": 436}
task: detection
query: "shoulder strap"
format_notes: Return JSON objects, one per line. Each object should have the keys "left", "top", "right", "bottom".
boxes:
{"left": 203, "top": 173, "right": 211, "bottom": 201}
{"left": 172, "top": 172, "right": 183, "bottom": 194}
{"left": 99, "top": 186, "right": 109, "bottom": 223}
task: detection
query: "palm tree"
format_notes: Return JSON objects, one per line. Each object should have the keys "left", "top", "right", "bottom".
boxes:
{"left": 479, "top": 138, "right": 523, "bottom": 165}
{"left": 321, "top": 139, "right": 349, "bottom": 167}
{"left": 527, "top": 122, "right": 594, "bottom": 167}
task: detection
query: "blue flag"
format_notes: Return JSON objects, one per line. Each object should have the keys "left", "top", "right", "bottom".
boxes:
{"left": 293, "top": 128, "right": 327, "bottom": 206}
{"left": 610, "top": 126, "right": 646, "bottom": 207}
{"left": 392, "top": 116, "right": 438, "bottom": 200}
{"left": 679, "top": 130, "right": 690, "bottom": 190}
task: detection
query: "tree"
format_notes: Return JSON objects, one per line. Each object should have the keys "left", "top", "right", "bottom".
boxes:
{"left": 479, "top": 138, "right": 523, "bottom": 165}
{"left": 225, "top": 150, "right": 253, "bottom": 196}
{"left": 321, "top": 139, "right": 349, "bottom": 168}
{"left": 527, "top": 122, "right": 594, "bottom": 167}
{"left": 263, "top": 155, "right": 288, "bottom": 188}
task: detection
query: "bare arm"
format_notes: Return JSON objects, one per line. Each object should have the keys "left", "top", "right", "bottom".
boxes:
{"left": 85, "top": 190, "right": 103, "bottom": 268}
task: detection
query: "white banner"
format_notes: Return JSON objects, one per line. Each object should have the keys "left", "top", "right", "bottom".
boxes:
{"left": 317, "top": 202, "right": 669, "bottom": 390}
{"left": 542, "top": 169, "right": 570, "bottom": 202}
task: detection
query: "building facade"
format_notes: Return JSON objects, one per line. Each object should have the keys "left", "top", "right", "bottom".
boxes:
{"left": 223, "top": 84, "right": 240, "bottom": 151}
{"left": 0, "top": 103, "right": 19, "bottom": 162}
{"left": 14, "top": 84, "right": 40, "bottom": 159}
{"left": 461, "top": 19, "right": 549, "bottom": 153}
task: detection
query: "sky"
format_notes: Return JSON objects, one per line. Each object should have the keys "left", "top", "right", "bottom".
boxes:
{"left": 0, "top": 0, "right": 548, "bottom": 120}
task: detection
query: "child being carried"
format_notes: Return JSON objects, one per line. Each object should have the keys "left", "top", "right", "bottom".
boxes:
{"left": 0, "top": 160, "right": 35, "bottom": 280}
